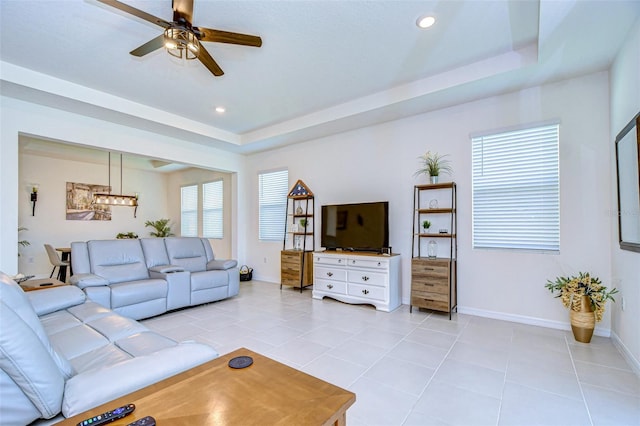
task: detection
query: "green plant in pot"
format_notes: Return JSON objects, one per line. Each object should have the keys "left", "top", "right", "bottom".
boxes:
{"left": 545, "top": 272, "right": 618, "bottom": 343}
{"left": 422, "top": 220, "right": 431, "bottom": 233}
{"left": 415, "top": 151, "right": 453, "bottom": 184}
{"left": 18, "top": 226, "right": 30, "bottom": 256}
{"left": 116, "top": 232, "right": 138, "bottom": 239}
{"left": 299, "top": 219, "right": 308, "bottom": 230}
{"left": 145, "top": 219, "right": 175, "bottom": 237}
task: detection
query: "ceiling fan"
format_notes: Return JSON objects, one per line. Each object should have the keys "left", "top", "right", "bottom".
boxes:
{"left": 97, "top": 0, "right": 262, "bottom": 77}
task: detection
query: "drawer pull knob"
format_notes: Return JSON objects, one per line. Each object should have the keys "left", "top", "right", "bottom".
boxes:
{"left": 327, "top": 284, "right": 333, "bottom": 289}
{"left": 362, "top": 276, "right": 369, "bottom": 281}
{"left": 327, "top": 272, "right": 333, "bottom": 277}
{"left": 377, "top": 262, "right": 381, "bottom": 266}
{"left": 352, "top": 260, "right": 356, "bottom": 264}
{"left": 362, "top": 289, "right": 369, "bottom": 295}
{"left": 338, "top": 259, "right": 342, "bottom": 263}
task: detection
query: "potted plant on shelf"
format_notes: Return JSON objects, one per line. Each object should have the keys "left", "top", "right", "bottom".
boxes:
{"left": 299, "top": 219, "right": 308, "bottom": 231}
{"left": 422, "top": 220, "right": 431, "bottom": 233}
{"left": 545, "top": 272, "right": 618, "bottom": 343}
{"left": 144, "top": 219, "right": 175, "bottom": 237}
{"left": 415, "top": 151, "right": 453, "bottom": 184}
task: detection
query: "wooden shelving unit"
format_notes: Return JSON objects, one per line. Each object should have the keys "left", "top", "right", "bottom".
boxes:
{"left": 410, "top": 182, "right": 457, "bottom": 318}
{"left": 281, "top": 180, "right": 314, "bottom": 292}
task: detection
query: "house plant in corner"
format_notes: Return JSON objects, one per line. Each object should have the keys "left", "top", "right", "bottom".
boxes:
{"left": 415, "top": 151, "right": 453, "bottom": 184}
{"left": 545, "top": 272, "right": 618, "bottom": 343}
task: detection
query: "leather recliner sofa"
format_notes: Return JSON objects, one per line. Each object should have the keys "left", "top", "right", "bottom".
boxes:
{"left": 70, "top": 237, "right": 239, "bottom": 320}
{"left": 0, "top": 272, "right": 218, "bottom": 425}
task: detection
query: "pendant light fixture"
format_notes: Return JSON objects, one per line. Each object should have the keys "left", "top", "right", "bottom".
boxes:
{"left": 92, "top": 152, "right": 138, "bottom": 217}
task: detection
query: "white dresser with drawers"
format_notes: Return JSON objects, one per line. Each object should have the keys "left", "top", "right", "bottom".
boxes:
{"left": 312, "top": 251, "right": 401, "bottom": 312}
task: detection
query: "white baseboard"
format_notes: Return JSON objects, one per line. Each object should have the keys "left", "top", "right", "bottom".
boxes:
{"left": 611, "top": 330, "right": 640, "bottom": 377}
{"left": 457, "top": 306, "right": 611, "bottom": 337}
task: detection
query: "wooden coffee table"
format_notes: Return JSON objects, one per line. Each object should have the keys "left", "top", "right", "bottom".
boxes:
{"left": 60, "top": 348, "right": 356, "bottom": 425}
{"left": 19, "top": 278, "right": 67, "bottom": 292}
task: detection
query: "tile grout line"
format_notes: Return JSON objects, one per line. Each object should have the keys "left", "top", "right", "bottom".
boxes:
{"left": 566, "top": 334, "right": 594, "bottom": 426}
{"left": 399, "top": 313, "right": 472, "bottom": 426}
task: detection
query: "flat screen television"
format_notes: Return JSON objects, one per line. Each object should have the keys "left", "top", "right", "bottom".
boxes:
{"left": 321, "top": 201, "right": 389, "bottom": 252}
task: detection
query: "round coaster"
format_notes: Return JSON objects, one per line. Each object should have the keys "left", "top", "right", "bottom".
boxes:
{"left": 228, "top": 356, "right": 253, "bottom": 369}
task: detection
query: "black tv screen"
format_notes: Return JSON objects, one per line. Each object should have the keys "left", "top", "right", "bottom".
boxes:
{"left": 321, "top": 201, "right": 389, "bottom": 252}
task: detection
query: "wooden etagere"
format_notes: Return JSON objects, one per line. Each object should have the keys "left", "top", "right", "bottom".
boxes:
{"left": 281, "top": 180, "right": 315, "bottom": 292}
{"left": 410, "top": 182, "right": 458, "bottom": 318}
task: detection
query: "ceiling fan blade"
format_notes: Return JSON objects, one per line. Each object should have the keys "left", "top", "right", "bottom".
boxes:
{"left": 97, "top": 0, "right": 171, "bottom": 28}
{"left": 197, "top": 45, "right": 224, "bottom": 76}
{"left": 130, "top": 35, "right": 165, "bottom": 57}
{"left": 197, "top": 28, "right": 262, "bottom": 47}
{"left": 172, "top": 0, "right": 194, "bottom": 24}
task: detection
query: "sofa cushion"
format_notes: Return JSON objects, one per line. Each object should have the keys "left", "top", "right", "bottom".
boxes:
{"left": 0, "top": 273, "right": 74, "bottom": 379}
{"left": 109, "top": 279, "right": 167, "bottom": 308}
{"left": 191, "top": 270, "right": 228, "bottom": 290}
{"left": 115, "top": 332, "right": 177, "bottom": 356}
{"left": 87, "top": 240, "right": 150, "bottom": 283}
{"left": 0, "top": 300, "right": 64, "bottom": 419}
{"left": 164, "top": 237, "right": 208, "bottom": 272}
{"left": 140, "top": 238, "right": 171, "bottom": 268}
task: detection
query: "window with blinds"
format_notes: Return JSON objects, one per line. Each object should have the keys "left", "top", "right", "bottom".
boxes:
{"left": 180, "top": 184, "right": 198, "bottom": 237}
{"left": 203, "top": 180, "right": 223, "bottom": 239}
{"left": 472, "top": 123, "right": 560, "bottom": 252}
{"left": 259, "top": 169, "right": 288, "bottom": 241}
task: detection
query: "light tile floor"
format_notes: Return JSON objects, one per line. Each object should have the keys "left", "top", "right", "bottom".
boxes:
{"left": 142, "top": 281, "right": 640, "bottom": 426}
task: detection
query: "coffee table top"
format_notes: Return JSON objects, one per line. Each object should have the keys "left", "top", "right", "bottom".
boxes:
{"left": 60, "top": 348, "right": 356, "bottom": 425}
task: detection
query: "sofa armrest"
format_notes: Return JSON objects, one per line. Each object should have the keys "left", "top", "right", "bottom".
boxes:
{"left": 70, "top": 273, "right": 109, "bottom": 289}
{"left": 27, "top": 286, "right": 86, "bottom": 316}
{"left": 149, "top": 265, "right": 184, "bottom": 274}
{"left": 62, "top": 343, "right": 218, "bottom": 417}
{"left": 206, "top": 259, "right": 238, "bottom": 270}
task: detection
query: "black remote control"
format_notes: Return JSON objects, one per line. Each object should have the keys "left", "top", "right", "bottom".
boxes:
{"left": 127, "top": 416, "right": 156, "bottom": 426}
{"left": 77, "top": 403, "right": 135, "bottom": 426}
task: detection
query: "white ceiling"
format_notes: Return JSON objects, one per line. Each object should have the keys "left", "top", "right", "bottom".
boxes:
{"left": 1, "top": 0, "right": 639, "bottom": 155}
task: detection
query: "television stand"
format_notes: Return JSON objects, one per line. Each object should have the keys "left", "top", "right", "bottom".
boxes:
{"left": 312, "top": 251, "right": 401, "bottom": 312}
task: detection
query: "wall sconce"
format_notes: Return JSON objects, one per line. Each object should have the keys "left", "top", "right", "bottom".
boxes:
{"left": 30, "top": 184, "right": 39, "bottom": 216}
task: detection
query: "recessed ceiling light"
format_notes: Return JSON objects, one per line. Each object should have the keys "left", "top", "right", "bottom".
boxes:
{"left": 215, "top": 106, "right": 226, "bottom": 113}
{"left": 416, "top": 15, "right": 436, "bottom": 29}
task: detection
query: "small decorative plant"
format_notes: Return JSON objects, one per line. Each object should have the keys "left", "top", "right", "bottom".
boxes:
{"left": 18, "top": 226, "right": 30, "bottom": 256}
{"left": 545, "top": 272, "right": 618, "bottom": 322}
{"left": 299, "top": 219, "right": 308, "bottom": 228}
{"left": 422, "top": 220, "right": 431, "bottom": 231}
{"left": 116, "top": 232, "right": 138, "bottom": 239}
{"left": 145, "top": 219, "right": 174, "bottom": 237}
{"left": 415, "top": 151, "right": 453, "bottom": 178}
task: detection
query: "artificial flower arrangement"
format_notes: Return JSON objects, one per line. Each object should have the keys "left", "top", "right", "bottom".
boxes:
{"left": 545, "top": 272, "right": 618, "bottom": 322}
{"left": 414, "top": 151, "right": 453, "bottom": 178}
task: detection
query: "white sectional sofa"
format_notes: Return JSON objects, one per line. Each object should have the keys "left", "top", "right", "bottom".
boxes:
{"left": 70, "top": 237, "right": 239, "bottom": 320}
{"left": 0, "top": 272, "right": 218, "bottom": 425}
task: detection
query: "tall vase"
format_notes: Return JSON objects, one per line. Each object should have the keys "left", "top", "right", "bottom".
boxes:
{"left": 570, "top": 295, "right": 595, "bottom": 343}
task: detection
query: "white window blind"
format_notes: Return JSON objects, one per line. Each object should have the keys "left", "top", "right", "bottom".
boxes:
{"left": 203, "top": 180, "right": 223, "bottom": 239}
{"left": 181, "top": 184, "right": 198, "bottom": 237}
{"left": 472, "top": 124, "right": 560, "bottom": 252}
{"left": 259, "top": 169, "right": 288, "bottom": 241}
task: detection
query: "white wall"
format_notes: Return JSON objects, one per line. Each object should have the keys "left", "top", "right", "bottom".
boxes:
{"left": 245, "top": 71, "right": 615, "bottom": 333}
{"left": 18, "top": 151, "right": 169, "bottom": 278}
{"left": 0, "top": 96, "right": 247, "bottom": 275}
{"left": 610, "top": 21, "right": 640, "bottom": 372}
